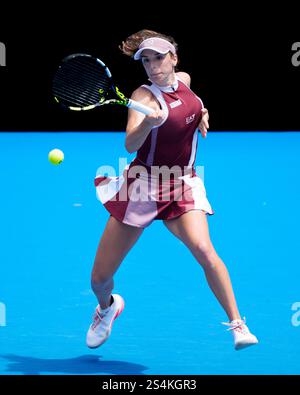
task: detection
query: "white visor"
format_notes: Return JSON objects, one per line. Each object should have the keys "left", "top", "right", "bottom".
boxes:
{"left": 134, "top": 37, "right": 176, "bottom": 60}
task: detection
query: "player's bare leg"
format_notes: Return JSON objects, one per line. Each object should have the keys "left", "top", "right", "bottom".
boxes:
{"left": 163, "top": 210, "right": 258, "bottom": 349}
{"left": 86, "top": 216, "right": 143, "bottom": 348}
{"left": 91, "top": 216, "right": 144, "bottom": 309}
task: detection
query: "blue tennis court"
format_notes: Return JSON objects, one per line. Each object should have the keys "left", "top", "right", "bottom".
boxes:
{"left": 0, "top": 131, "right": 299, "bottom": 375}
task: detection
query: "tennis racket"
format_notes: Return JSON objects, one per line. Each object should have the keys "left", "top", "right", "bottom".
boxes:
{"left": 52, "top": 53, "right": 154, "bottom": 115}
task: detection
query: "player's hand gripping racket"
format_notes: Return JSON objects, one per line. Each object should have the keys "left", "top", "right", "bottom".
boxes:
{"left": 52, "top": 53, "right": 154, "bottom": 115}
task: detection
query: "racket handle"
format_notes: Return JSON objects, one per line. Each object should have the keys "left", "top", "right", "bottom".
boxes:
{"left": 127, "top": 99, "right": 155, "bottom": 115}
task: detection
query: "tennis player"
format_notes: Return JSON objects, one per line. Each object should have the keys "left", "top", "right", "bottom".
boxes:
{"left": 86, "top": 29, "right": 258, "bottom": 351}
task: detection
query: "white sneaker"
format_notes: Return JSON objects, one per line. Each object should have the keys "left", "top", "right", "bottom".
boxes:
{"left": 86, "top": 294, "right": 125, "bottom": 349}
{"left": 222, "top": 317, "right": 259, "bottom": 350}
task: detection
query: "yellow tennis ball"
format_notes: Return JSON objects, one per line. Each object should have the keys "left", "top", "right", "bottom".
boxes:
{"left": 48, "top": 148, "right": 64, "bottom": 165}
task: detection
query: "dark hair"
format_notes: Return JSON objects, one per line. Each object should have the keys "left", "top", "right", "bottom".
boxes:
{"left": 119, "top": 29, "right": 178, "bottom": 57}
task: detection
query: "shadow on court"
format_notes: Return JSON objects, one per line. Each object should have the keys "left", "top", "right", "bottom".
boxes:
{"left": 1, "top": 354, "right": 148, "bottom": 375}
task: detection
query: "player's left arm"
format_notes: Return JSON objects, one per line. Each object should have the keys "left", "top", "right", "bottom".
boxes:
{"left": 176, "top": 71, "right": 209, "bottom": 139}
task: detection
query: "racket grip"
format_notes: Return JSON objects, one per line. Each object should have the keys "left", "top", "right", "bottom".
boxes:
{"left": 127, "top": 99, "right": 155, "bottom": 115}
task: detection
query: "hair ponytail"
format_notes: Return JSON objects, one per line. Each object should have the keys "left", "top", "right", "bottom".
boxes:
{"left": 119, "top": 29, "right": 178, "bottom": 57}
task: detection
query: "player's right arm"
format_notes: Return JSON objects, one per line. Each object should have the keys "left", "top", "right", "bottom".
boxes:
{"left": 125, "top": 87, "right": 164, "bottom": 153}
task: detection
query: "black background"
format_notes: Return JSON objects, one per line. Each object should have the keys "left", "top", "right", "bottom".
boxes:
{"left": 0, "top": 3, "right": 299, "bottom": 132}
{"left": 0, "top": 374, "right": 298, "bottom": 392}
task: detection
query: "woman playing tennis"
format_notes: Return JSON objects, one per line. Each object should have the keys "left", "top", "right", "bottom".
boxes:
{"left": 86, "top": 29, "right": 258, "bottom": 350}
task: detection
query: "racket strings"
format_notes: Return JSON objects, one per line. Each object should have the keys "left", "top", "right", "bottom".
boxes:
{"left": 53, "top": 81, "right": 103, "bottom": 106}
{"left": 57, "top": 60, "right": 110, "bottom": 87}
{"left": 53, "top": 56, "right": 111, "bottom": 107}
{"left": 54, "top": 72, "right": 109, "bottom": 105}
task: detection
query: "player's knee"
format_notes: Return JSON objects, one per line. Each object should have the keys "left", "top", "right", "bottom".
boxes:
{"left": 192, "top": 241, "right": 212, "bottom": 257}
{"left": 192, "top": 242, "right": 216, "bottom": 268}
{"left": 91, "top": 272, "right": 112, "bottom": 290}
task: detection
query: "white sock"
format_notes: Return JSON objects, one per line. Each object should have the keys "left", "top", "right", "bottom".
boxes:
{"left": 99, "top": 296, "right": 114, "bottom": 317}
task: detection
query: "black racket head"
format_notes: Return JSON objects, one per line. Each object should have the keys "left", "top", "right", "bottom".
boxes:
{"left": 52, "top": 53, "right": 113, "bottom": 110}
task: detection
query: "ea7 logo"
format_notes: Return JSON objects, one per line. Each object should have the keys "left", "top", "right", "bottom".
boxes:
{"left": 0, "top": 42, "right": 6, "bottom": 67}
{"left": 291, "top": 42, "right": 300, "bottom": 67}
{"left": 186, "top": 114, "right": 195, "bottom": 124}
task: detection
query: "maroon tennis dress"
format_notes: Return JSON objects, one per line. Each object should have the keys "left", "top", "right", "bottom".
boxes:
{"left": 94, "top": 77, "right": 213, "bottom": 228}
